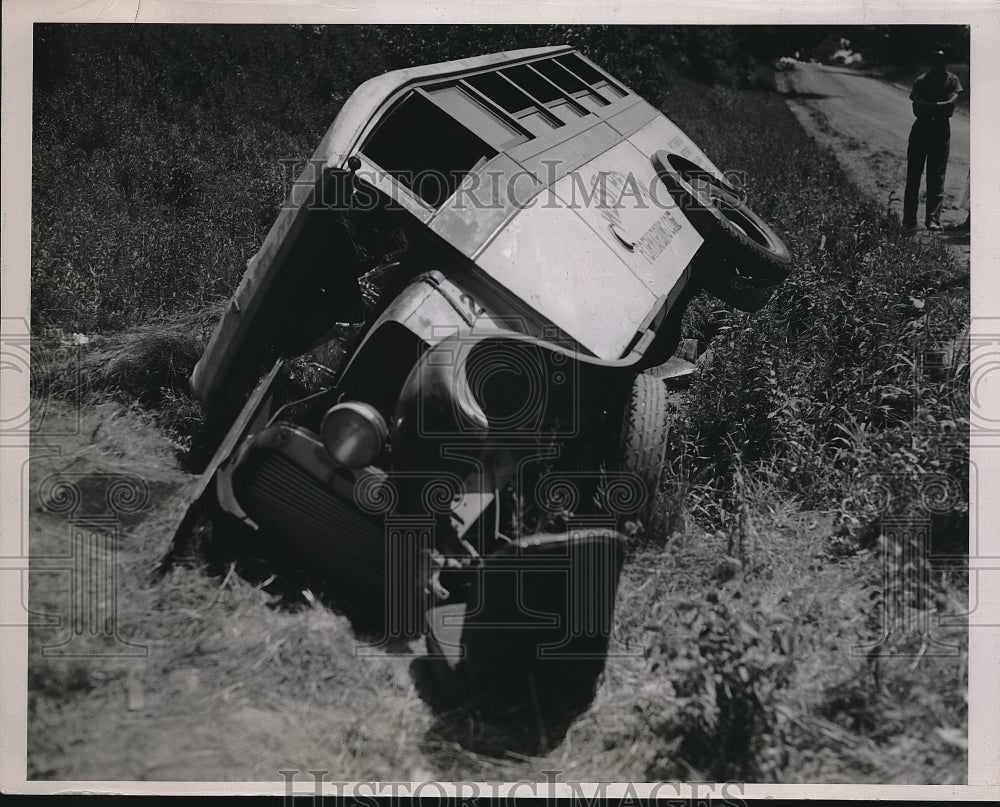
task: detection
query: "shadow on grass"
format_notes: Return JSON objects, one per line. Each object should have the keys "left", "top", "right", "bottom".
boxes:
{"left": 161, "top": 502, "right": 403, "bottom": 640}
{"left": 163, "top": 477, "right": 624, "bottom": 759}
{"left": 166, "top": 516, "right": 605, "bottom": 758}
{"left": 406, "top": 533, "right": 624, "bottom": 759}
{"left": 782, "top": 89, "right": 840, "bottom": 101}
{"left": 410, "top": 654, "right": 601, "bottom": 759}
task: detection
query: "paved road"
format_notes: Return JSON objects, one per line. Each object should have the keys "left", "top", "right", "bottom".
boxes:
{"left": 780, "top": 62, "right": 970, "bottom": 229}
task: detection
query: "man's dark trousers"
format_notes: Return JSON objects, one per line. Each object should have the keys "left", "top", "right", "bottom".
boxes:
{"left": 903, "top": 118, "right": 951, "bottom": 228}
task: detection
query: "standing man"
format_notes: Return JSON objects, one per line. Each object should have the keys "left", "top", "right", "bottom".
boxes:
{"left": 903, "top": 48, "right": 963, "bottom": 231}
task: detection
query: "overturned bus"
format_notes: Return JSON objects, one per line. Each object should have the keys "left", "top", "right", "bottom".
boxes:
{"left": 178, "top": 46, "right": 791, "bottom": 706}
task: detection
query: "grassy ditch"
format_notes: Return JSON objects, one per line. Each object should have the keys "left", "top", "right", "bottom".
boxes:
{"left": 28, "top": 26, "right": 968, "bottom": 783}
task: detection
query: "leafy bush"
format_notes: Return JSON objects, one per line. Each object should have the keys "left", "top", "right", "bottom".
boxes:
{"left": 647, "top": 76, "right": 969, "bottom": 551}
{"left": 645, "top": 585, "right": 794, "bottom": 780}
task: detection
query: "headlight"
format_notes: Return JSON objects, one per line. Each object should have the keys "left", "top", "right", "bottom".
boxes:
{"left": 320, "top": 401, "right": 388, "bottom": 468}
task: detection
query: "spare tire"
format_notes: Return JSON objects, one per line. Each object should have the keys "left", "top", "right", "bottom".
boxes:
{"left": 652, "top": 150, "right": 791, "bottom": 283}
{"left": 615, "top": 372, "right": 673, "bottom": 522}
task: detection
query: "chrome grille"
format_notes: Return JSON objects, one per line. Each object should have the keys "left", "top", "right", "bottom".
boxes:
{"left": 243, "top": 451, "right": 387, "bottom": 596}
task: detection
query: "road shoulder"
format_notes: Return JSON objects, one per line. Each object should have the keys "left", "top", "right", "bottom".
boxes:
{"left": 775, "top": 67, "right": 970, "bottom": 266}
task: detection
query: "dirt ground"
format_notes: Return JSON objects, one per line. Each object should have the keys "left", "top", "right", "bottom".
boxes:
{"left": 26, "top": 400, "right": 966, "bottom": 784}
{"left": 778, "top": 62, "right": 970, "bottom": 265}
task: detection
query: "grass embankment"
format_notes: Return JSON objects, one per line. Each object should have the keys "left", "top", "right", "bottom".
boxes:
{"left": 29, "top": 26, "right": 968, "bottom": 783}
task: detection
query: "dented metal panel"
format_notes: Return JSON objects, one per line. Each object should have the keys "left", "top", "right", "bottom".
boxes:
{"left": 518, "top": 121, "right": 621, "bottom": 185}
{"left": 429, "top": 154, "right": 542, "bottom": 258}
{"left": 627, "top": 114, "right": 727, "bottom": 181}
{"left": 605, "top": 99, "right": 660, "bottom": 137}
{"left": 475, "top": 200, "right": 657, "bottom": 361}
{"left": 551, "top": 140, "right": 704, "bottom": 299}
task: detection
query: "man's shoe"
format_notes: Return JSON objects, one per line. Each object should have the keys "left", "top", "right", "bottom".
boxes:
{"left": 903, "top": 222, "right": 917, "bottom": 232}
{"left": 927, "top": 222, "right": 942, "bottom": 231}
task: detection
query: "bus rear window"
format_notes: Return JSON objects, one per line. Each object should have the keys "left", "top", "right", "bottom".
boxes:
{"left": 425, "top": 85, "right": 526, "bottom": 148}
{"left": 362, "top": 92, "right": 497, "bottom": 208}
{"left": 502, "top": 64, "right": 563, "bottom": 105}
{"left": 533, "top": 58, "right": 610, "bottom": 110}
{"left": 466, "top": 71, "right": 534, "bottom": 115}
{"left": 555, "top": 53, "right": 627, "bottom": 99}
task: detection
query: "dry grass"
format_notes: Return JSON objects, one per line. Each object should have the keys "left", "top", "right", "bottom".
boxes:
{"left": 26, "top": 400, "right": 966, "bottom": 782}
{"left": 36, "top": 309, "right": 215, "bottom": 402}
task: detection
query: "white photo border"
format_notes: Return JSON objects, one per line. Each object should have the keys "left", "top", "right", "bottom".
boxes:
{"left": 2, "top": 0, "right": 997, "bottom": 798}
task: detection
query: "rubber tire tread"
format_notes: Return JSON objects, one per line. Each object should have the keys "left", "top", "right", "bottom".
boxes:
{"left": 617, "top": 372, "right": 672, "bottom": 516}
{"left": 653, "top": 150, "right": 791, "bottom": 282}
